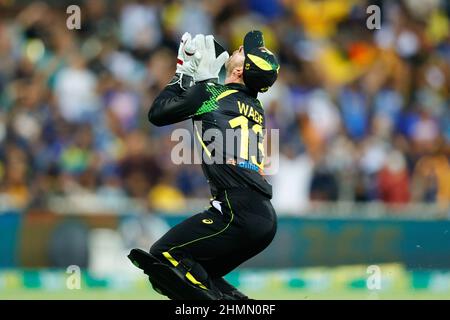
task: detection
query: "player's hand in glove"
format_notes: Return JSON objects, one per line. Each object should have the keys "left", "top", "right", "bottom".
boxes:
{"left": 172, "top": 32, "right": 202, "bottom": 90}
{"left": 193, "top": 34, "right": 229, "bottom": 83}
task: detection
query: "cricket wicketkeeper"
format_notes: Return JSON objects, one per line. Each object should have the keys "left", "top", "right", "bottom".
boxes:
{"left": 128, "top": 30, "right": 280, "bottom": 300}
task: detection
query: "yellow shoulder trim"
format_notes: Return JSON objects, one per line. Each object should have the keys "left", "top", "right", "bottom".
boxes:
{"left": 216, "top": 89, "right": 238, "bottom": 101}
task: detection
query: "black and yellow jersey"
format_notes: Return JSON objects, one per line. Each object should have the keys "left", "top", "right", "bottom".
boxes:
{"left": 149, "top": 79, "right": 272, "bottom": 199}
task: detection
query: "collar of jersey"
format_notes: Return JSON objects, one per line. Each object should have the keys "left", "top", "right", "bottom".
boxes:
{"left": 226, "top": 83, "right": 258, "bottom": 98}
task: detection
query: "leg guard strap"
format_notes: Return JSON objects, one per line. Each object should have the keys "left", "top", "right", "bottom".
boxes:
{"left": 128, "top": 248, "right": 222, "bottom": 300}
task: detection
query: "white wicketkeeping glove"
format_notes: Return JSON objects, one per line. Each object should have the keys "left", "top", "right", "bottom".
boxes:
{"left": 193, "top": 34, "right": 229, "bottom": 82}
{"left": 172, "top": 32, "right": 202, "bottom": 89}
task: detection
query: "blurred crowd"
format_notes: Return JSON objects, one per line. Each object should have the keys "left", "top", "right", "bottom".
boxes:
{"left": 0, "top": 0, "right": 449, "bottom": 214}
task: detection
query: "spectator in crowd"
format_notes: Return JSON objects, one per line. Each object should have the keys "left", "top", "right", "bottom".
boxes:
{"left": 377, "top": 149, "right": 410, "bottom": 205}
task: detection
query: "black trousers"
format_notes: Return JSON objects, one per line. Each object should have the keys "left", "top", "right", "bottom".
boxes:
{"left": 149, "top": 188, "right": 277, "bottom": 291}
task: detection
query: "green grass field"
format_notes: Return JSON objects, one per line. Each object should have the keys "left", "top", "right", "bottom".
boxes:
{"left": 3, "top": 287, "right": 450, "bottom": 300}
{"left": 2, "top": 265, "right": 450, "bottom": 300}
